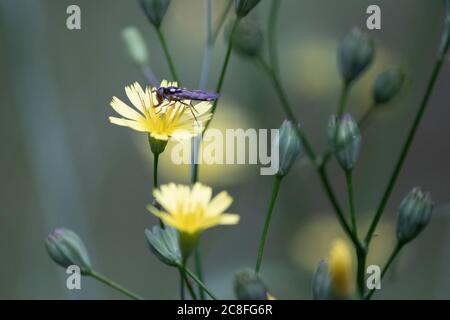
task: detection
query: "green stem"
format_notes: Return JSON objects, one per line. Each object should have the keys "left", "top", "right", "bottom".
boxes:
{"left": 345, "top": 171, "right": 358, "bottom": 238}
{"left": 365, "top": 35, "right": 450, "bottom": 245}
{"left": 318, "top": 165, "right": 361, "bottom": 250}
{"left": 268, "top": 0, "right": 281, "bottom": 75}
{"left": 365, "top": 243, "right": 403, "bottom": 300}
{"left": 211, "top": 0, "right": 233, "bottom": 44}
{"left": 257, "top": 56, "right": 359, "bottom": 249}
{"left": 179, "top": 268, "right": 185, "bottom": 300}
{"left": 204, "top": 17, "right": 241, "bottom": 132}
{"left": 255, "top": 175, "right": 283, "bottom": 274}
{"left": 88, "top": 270, "right": 143, "bottom": 300}
{"left": 153, "top": 153, "right": 159, "bottom": 188}
{"left": 257, "top": 57, "right": 316, "bottom": 161}
{"left": 153, "top": 153, "right": 165, "bottom": 228}
{"left": 155, "top": 27, "right": 179, "bottom": 82}
{"left": 179, "top": 267, "right": 197, "bottom": 300}
{"left": 183, "top": 266, "right": 218, "bottom": 300}
{"left": 194, "top": 246, "right": 206, "bottom": 300}
{"left": 198, "top": 0, "right": 214, "bottom": 90}
{"left": 337, "top": 82, "right": 350, "bottom": 119}
{"left": 194, "top": 17, "right": 240, "bottom": 181}
{"left": 356, "top": 246, "right": 367, "bottom": 298}
{"left": 358, "top": 104, "right": 376, "bottom": 130}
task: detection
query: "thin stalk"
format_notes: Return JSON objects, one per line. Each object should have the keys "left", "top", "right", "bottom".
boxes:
{"left": 199, "top": 0, "right": 214, "bottom": 90}
{"left": 179, "top": 268, "right": 185, "bottom": 300}
{"left": 337, "top": 82, "right": 350, "bottom": 119}
{"left": 257, "top": 56, "right": 358, "bottom": 248}
{"left": 255, "top": 175, "right": 283, "bottom": 274}
{"left": 194, "top": 247, "right": 206, "bottom": 300}
{"left": 268, "top": 0, "right": 282, "bottom": 75}
{"left": 190, "top": 1, "right": 214, "bottom": 300}
{"left": 153, "top": 153, "right": 164, "bottom": 228}
{"left": 141, "top": 65, "right": 159, "bottom": 87}
{"left": 318, "top": 165, "right": 361, "bottom": 250}
{"left": 153, "top": 153, "right": 159, "bottom": 188}
{"left": 183, "top": 266, "right": 218, "bottom": 300}
{"left": 358, "top": 104, "right": 377, "bottom": 130}
{"left": 204, "top": 17, "right": 241, "bottom": 132}
{"left": 211, "top": 0, "right": 233, "bottom": 44}
{"left": 365, "top": 243, "right": 403, "bottom": 300}
{"left": 194, "top": 17, "right": 241, "bottom": 180}
{"left": 356, "top": 246, "right": 367, "bottom": 298}
{"left": 179, "top": 268, "right": 197, "bottom": 300}
{"left": 155, "top": 27, "right": 179, "bottom": 82}
{"left": 365, "top": 37, "right": 450, "bottom": 245}
{"left": 345, "top": 171, "right": 358, "bottom": 237}
{"left": 256, "top": 57, "right": 316, "bottom": 161}
{"left": 88, "top": 270, "right": 143, "bottom": 300}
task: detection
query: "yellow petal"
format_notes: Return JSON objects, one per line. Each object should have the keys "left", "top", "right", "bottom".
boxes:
{"left": 207, "top": 191, "right": 233, "bottom": 216}
{"left": 218, "top": 214, "right": 240, "bottom": 225}
{"left": 125, "top": 83, "right": 145, "bottom": 113}
{"left": 191, "top": 183, "right": 212, "bottom": 207}
{"left": 110, "top": 96, "right": 143, "bottom": 120}
{"left": 109, "top": 117, "right": 148, "bottom": 132}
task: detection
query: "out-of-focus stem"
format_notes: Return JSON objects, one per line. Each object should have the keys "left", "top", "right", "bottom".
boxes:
{"left": 155, "top": 27, "right": 179, "bottom": 82}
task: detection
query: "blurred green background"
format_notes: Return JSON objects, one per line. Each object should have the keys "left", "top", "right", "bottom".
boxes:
{"left": 1, "top": 0, "right": 449, "bottom": 299}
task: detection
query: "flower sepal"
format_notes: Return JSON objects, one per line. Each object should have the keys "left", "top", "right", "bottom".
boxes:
{"left": 148, "top": 134, "right": 168, "bottom": 155}
{"left": 145, "top": 225, "right": 182, "bottom": 267}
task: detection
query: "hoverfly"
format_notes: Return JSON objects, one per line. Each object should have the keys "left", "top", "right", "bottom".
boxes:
{"left": 154, "top": 86, "right": 219, "bottom": 122}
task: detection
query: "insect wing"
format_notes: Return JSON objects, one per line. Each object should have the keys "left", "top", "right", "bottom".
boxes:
{"left": 170, "top": 89, "right": 219, "bottom": 101}
{"left": 188, "top": 89, "right": 220, "bottom": 101}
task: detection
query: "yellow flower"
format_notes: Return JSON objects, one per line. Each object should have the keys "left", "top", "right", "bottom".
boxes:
{"left": 147, "top": 183, "right": 240, "bottom": 235}
{"left": 328, "top": 239, "right": 353, "bottom": 298}
{"left": 109, "top": 81, "right": 212, "bottom": 141}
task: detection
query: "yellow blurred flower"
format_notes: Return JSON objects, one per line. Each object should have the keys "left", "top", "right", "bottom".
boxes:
{"left": 328, "top": 239, "right": 353, "bottom": 298}
{"left": 109, "top": 81, "right": 212, "bottom": 141}
{"left": 147, "top": 183, "right": 240, "bottom": 235}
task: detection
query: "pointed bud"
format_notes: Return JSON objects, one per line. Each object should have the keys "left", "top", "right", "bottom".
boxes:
{"left": 373, "top": 67, "right": 405, "bottom": 105}
{"left": 45, "top": 228, "right": 92, "bottom": 275}
{"left": 312, "top": 260, "right": 332, "bottom": 300}
{"left": 139, "top": 0, "right": 171, "bottom": 29}
{"left": 337, "top": 28, "right": 374, "bottom": 84}
{"left": 396, "top": 187, "right": 433, "bottom": 245}
{"left": 276, "top": 120, "right": 302, "bottom": 177}
{"left": 328, "top": 114, "right": 361, "bottom": 172}
{"left": 328, "top": 239, "right": 353, "bottom": 299}
{"left": 234, "top": 269, "right": 268, "bottom": 300}
{"left": 145, "top": 226, "right": 182, "bottom": 267}
{"left": 235, "top": 0, "right": 261, "bottom": 18}
{"left": 227, "top": 18, "right": 264, "bottom": 58}
{"left": 121, "top": 26, "right": 149, "bottom": 67}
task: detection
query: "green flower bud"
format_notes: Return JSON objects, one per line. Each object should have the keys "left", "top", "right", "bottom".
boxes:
{"left": 228, "top": 18, "right": 264, "bottom": 58}
{"left": 328, "top": 114, "right": 361, "bottom": 172}
{"left": 337, "top": 28, "right": 374, "bottom": 84}
{"left": 396, "top": 187, "right": 433, "bottom": 245}
{"left": 276, "top": 120, "right": 302, "bottom": 177}
{"left": 121, "top": 26, "right": 149, "bottom": 67}
{"left": 234, "top": 269, "right": 267, "bottom": 300}
{"left": 235, "top": 0, "right": 261, "bottom": 18}
{"left": 312, "top": 260, "right": 332, "bottom": 300}
{"left": 145, "top": 226, "right": 182, "bottom": 267}
{"left": 373, "top": 67, "right": 405, "bottom": 105}
{"left": 148, "top": 134, "right": 168, "bottom": 155}
{"left": 45, "top": 228, "right": 92, "bottom": 275}
{"left": 139, "top": 0, "right": 171, "bottom": 29}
